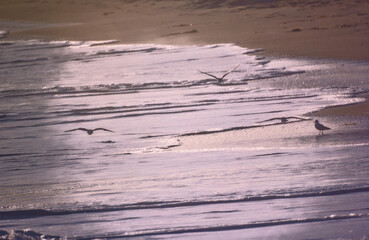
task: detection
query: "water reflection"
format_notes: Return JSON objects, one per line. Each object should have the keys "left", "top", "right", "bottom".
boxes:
{"left": 0, "top": 41, "right": 76, "bottom": 210}
{"left": 1, "top": 41, "right": 368, "bottom": 239}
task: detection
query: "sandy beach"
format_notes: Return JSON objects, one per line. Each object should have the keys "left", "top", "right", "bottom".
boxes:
{"left": 0, "top": 0, "right": 368, "bottom": 59}
{"left": 1, "top": 2, "right": 369, "bottom": 239}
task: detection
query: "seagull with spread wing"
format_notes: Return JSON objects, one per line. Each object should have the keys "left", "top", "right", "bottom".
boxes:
{"left": 198, "top": 64, "right": 240, "bottom": 83}
{"left": 257, "top": 116, "right": 308, "bottom": 124}
{"left": 65, "top": 128, "right": 114, "bottom": 135}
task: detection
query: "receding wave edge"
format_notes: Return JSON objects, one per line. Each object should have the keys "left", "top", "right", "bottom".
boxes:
{"left": 1, "top": 186, "right": 368, "bottom": 220}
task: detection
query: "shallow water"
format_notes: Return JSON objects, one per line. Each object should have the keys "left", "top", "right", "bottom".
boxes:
{"left": 0, "top": 40, "right": 368, "bottom": 239}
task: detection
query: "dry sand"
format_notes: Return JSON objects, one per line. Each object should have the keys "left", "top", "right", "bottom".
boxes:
{"left": 1, "top": 0, "right": 368, "bottom": 59}
{"left": 0, "top": 0, "right": 368, "bottom": 117}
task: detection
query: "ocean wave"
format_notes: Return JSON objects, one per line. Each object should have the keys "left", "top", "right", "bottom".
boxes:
{"left": 0, "top": 56, "right": 50, "bottom": 64}
{"left": 0, "top": 101, "right": 211, "bottom": 129}
{"left": 1, "top": 185, "right": 368, "bottom": 220}
{"left": 0, "top": 40, "right": 76, "bottom": 54}
{"left": 0, "top": 77, "right": 312, "bottom": 102}
{"left": 0, "top": 80, "right": 245, "bottom": 99}
{"left": 179, "top": 117, "right": 311, "bottom": 137}
{"left": 2, "top": 213, "right": 366, "bottom": 239}
{"left": 86, "top": 213, "right": 369, "bottom": 239}
{"left": 0, "top": 91, "right": 315, "bottom": 130}
{"left": 0, "top": 41, "right": 306, "bottom": 97}
{"left": 243, "top": 48, "right": 264, "bottom": 55}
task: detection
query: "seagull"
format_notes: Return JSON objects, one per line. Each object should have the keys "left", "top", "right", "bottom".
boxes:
{"left": 198, "top": 64, "right": 240, "bottom": 83}
{"left": 158, "top": 139, "right": 181, "bottom": 150}
{"left": 257, "top": 116, "right": 308, "bottom": 124}
{"left": 65, "top": 128, "right": 114, "bottom": 135}
{"left": 314, "top": 120, "right": 331, "bottom": 135}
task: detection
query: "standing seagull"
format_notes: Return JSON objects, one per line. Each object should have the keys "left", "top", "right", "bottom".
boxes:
{"left": 198, "top": 64, "right": 240, "bottom": 83}
{"left": 65, "top": 128, "right": 114, "bottom": 135}
{"left": 314, "top": 120, "right": 331, "bottom": 135}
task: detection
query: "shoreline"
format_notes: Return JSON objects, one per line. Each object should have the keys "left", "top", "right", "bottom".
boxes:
{"left": 175, "top": 119, "right": 369, "bottom": 152}
{"left": 1, "top": 0, "right": 368, "bottom": 118}
{"left": 310, "top": 96, "right": 369, "bottom": 117}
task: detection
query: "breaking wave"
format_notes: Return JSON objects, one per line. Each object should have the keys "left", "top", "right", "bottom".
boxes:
{"left": 2, "top": 185, "right": 368, "bottom": 220}
{"left": 1, "top": 213, "right": 368, "bottom": 239}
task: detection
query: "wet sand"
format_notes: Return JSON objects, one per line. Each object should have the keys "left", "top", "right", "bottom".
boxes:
{"left": 1, "top": 3, "right": 368, "bottom": 238}
{"left": 0, "top": 0, "right": 368, "bottom": 117}
{"left": 313, "top": 95, "right": 369, "bottom": 117}
{"left": 175, "top": 117, "right": 369, "bottom": 151}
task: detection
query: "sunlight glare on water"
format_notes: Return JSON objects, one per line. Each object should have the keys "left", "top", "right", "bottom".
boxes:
{"left": 0, "top": 40, "right": 368, "bottom": 239}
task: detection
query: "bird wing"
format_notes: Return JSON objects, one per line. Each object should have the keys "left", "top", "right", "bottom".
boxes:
{"left": 256, "top": 117, "right": 284, "bottom": 123}
{"left": 286, "top": 116, "right": 307, "bottom": 120}
{"left": 65, "top": 128, "right": 89, "bottom": 132}
{"left": 198, "top": 70, "right": 222, "bottom": 81}
{"left": 320, "top": 124, "right": 331, "bottom": 130}
{"left": 220, "top": 64, "right": 240, "bottom": 80}
{"left": 258, "top": 116, "right": 312, "bottom": 124}
{"left": 315, "top": 122, "right": 331, "bottom": 130}
{"left": 94, "top": 128, "right": 114, "bottom": 132}
{"left": 199, "top": 64, "right": 240, "bottom": 82}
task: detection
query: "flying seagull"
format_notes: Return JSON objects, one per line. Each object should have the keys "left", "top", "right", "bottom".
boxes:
{"left": 198, "top": 64, "right": 240, "bottom": 83}
{"left": 257, "top": 116, "right": 308, "bottom": 124}
{"left": 158, "top": 139, "right": 181, "bottom": 150}
{"left": 65, "top": 128, "right": 114, "bottom": 135}
{"left": 314, "top": 120, "right": 331, "bottom": 135}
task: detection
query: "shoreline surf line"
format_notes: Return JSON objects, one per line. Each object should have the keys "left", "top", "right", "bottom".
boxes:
{"left": 1, "top": 185, "right": 368, "bottom": 220}
{"left": 180, "top": 118, "right": 312, "bottom": 137}
{"left": 75, "top": 213, "right": 369, "bottom": 239}
{"left": 2, "top": 213, "right": 368, "bottom": 239}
